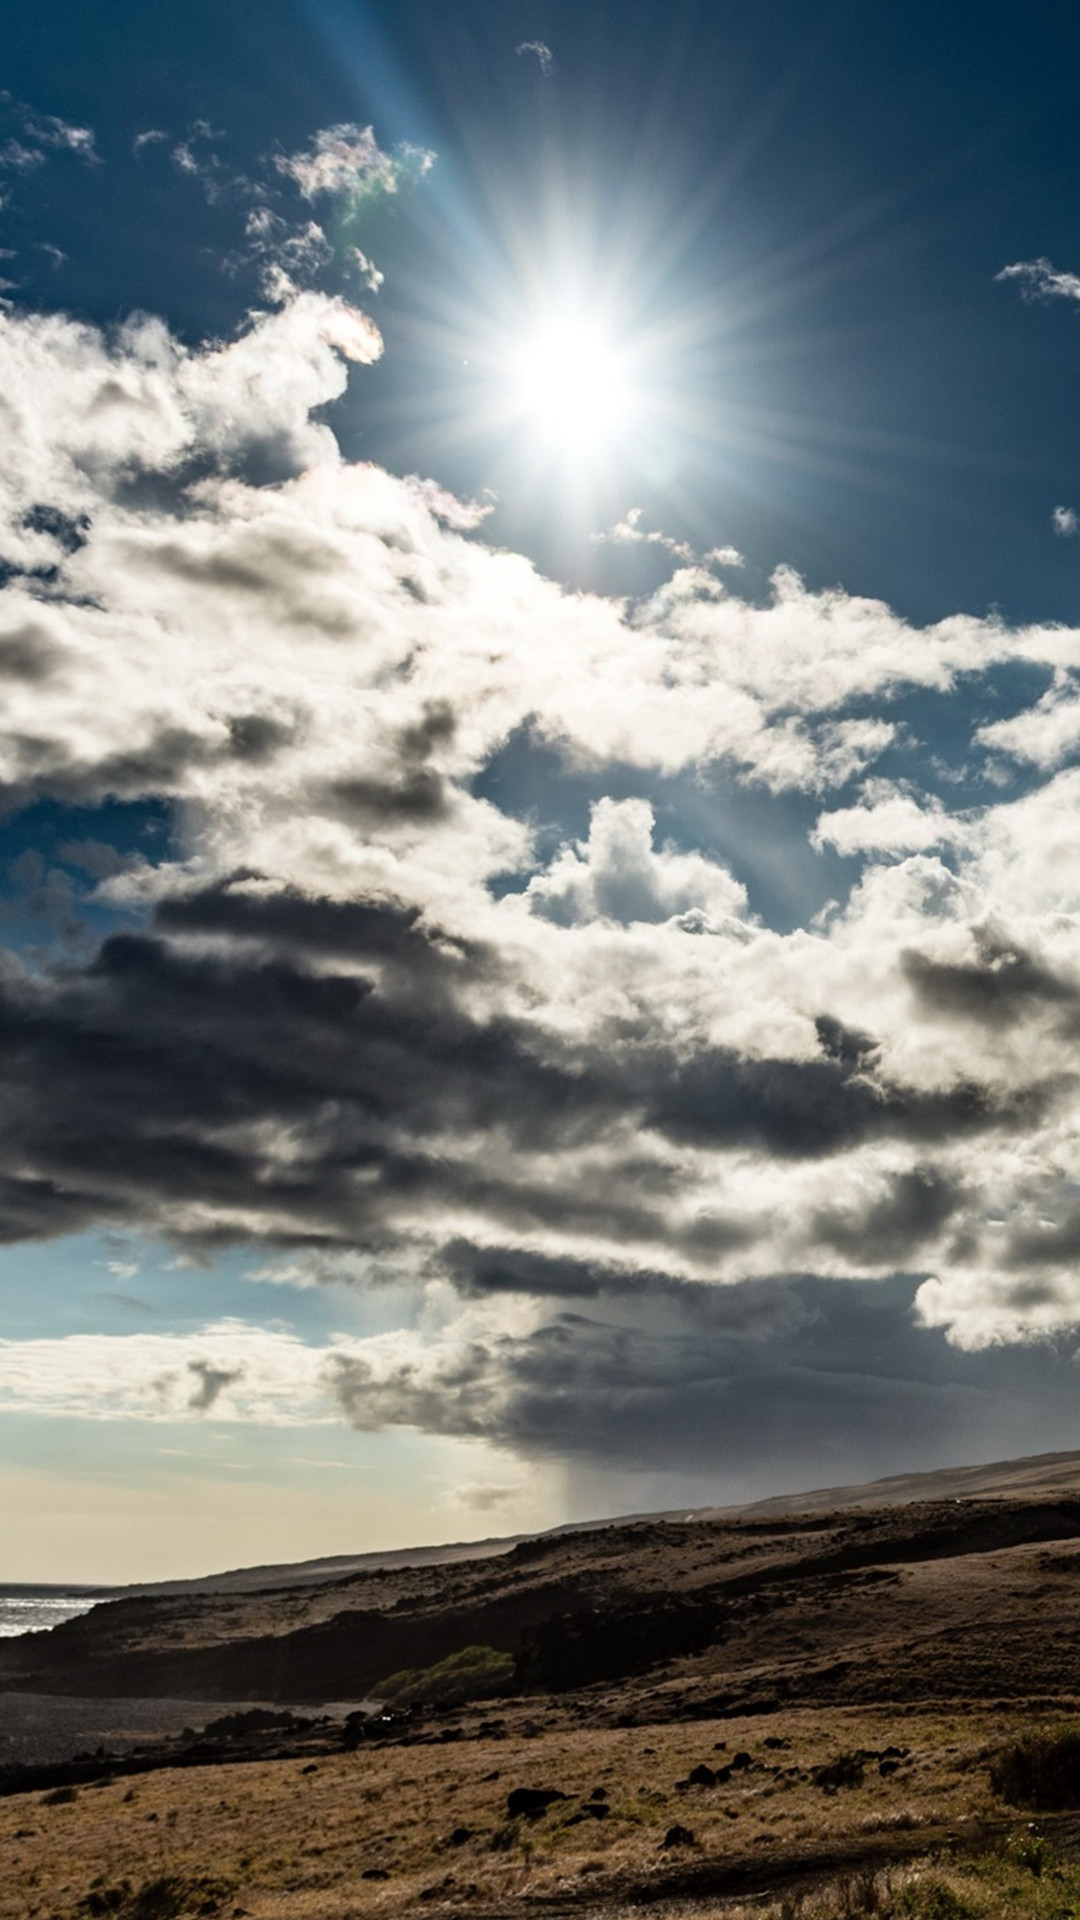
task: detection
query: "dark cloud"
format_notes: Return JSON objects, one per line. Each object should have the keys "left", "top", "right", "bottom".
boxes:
{"left": 0, "top": 877, "right": 1059, "bottom": 1272}
{"left": 325, "top": 700, "right": 457, "bottom": 823}
{"left": 1000, "top": 1209, "right": 1080, "bottom": 1269}
{"left": 325, "top": 1279, "right": 1077, "bottom": 1484}
{"left": 902, "top": 937, "right": 1080, "bottom": 1027}
{"left": 0, "top": 712, "right": 298, "bottom": 810}
{"left": 327, "top": 765, "right": 449, "bottom": 823}
{"left": 438, "top": 1240, "right": 781, "bottom": 1320}
{"left": 812, "top": 1166, "right": 967, "bottom": 1266}
{"left": 0, "top": 623, "right": 63, "bottom": 682}
{"left": 187, "top": 1358, "right": 243, "bottom": 1410}
{"left": 56, "top": 838, "right": 129, "bottom": 880}
{"left": 632, "top": 1021, "right": 1049, "bottom": 1160}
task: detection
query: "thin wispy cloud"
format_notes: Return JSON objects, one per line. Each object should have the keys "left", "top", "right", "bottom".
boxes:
{"left": 998, "top": 257, "right": 1080, "bottom": 302}
{"left": 516, "top": 41, "right": 554, "bottom": 76}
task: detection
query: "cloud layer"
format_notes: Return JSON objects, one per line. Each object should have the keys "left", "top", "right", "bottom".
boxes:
{"left": 5, "top": 247, "right": 1080, "bottom": 1475}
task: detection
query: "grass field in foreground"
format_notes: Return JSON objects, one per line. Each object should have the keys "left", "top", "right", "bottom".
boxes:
{"left": 5, "top": 1700, "right": 1080, "bottom": 1920}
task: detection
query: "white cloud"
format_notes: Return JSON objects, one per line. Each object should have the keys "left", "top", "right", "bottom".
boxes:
{"left": 997, "top": 257, "right": 1080, "bottom": 302}
{"left": 21, "top": 110, "right": 99, "bottom": 164}
{"left": 977, "top": 673, "right": 1080, "bottom": 769}
{"left": 1053, "top": 505, "right": 1078, "bottom": 536}
{"left": 274, "top": 123, "right": 434, "bottom": 202}
{"left": 0, "top": 1319, "right": 335, "bottom": 1422}
{"left": 7, "top": 289, "right": 1080, "bottom": 1362}
{"left": 526, "top": 797, "right": 748, "bottom": 930}
{"left": 515, "top": 41, "right": 554, "bottom": 76}
{"left": 812, "top": 782, "right": 970, "bottom": 857}
{"left": 593, "top": 506, "right": 693, "bottom": 563}
{"left": 914, "top": 1267, "right": 1080, "bottom": 1350}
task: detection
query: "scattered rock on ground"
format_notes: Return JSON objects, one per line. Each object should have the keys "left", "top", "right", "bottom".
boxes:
{"left": 506, "top": 1786, "right": 567, "bottom": 1818}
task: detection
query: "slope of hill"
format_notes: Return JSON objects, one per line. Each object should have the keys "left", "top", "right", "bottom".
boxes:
{"left": 7, "top": 1448, "right": 1080, "bottom": 1711}
{"left": 10, "top": 1450, "right": 1080, "bottom": 1920}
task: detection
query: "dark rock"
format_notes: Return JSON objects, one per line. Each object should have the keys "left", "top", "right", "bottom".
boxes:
{"left": 506, "top": 1786, "right": 567, "bottom": 1819}
{"left": 589, "top": 1787, "right": 609, "bottom": 1801}
{"left": 687, "top": 1764, "right": 717, "bottom": 1787}
{"left": 764, "top": 1736, "right": 790, "bottom": 1750}
{"left": 300, "top": 1764, "right": 318, "bottom": 1775}
{"left": 567, "top": 1804, "right": 610, "bottom": 1825}
{"left": 661, "top": 1824, "right": 697, "bottom": 1849}
{"left": 448, "top": 1827, "right": 473, "bottom": 1846}
{"left": 730, "top": 1751, "right": 753, "bottom": 1771}
{"left": 879, "top": 1759, "right": 900, "bottom": 1777}
{"left": 714, "top": 1766, "right": 733, "bottom": 1783}
{"left": 813, "top": 1752, "right": 865, "bottom": 1791}
{"left": 361, "top": 1868, "right": 390, "bottom": 1881}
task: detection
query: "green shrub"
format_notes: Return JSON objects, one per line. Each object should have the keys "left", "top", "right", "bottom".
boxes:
{"left": 895, "top": 1878, "right": 972, "bottom": 1920}
{"left": 990, "top": 1729, "right": 1080, "bottom": 1810}
{"left": 375, "top": 1643, "right": 515, "bottom": 1709}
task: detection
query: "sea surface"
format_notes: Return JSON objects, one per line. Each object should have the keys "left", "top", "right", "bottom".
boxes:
{"left": 0, "top": 1588, "right": 112, "bottom": 1638}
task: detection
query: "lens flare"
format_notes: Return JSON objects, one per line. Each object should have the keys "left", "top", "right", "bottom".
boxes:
{"left": 508, "top": 316, "right": 634, "bottom": 453}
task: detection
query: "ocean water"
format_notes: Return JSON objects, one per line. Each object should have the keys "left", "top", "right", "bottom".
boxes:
{"left": 0, "top": 1590, "right": 109, "bottom": 1638}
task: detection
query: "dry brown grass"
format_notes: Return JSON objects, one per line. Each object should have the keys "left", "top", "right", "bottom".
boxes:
{"left": 0, "top": 1701, "right": 1030, "bottom": 1920}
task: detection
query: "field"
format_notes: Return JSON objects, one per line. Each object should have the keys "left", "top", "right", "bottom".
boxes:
{"left": 8, "top": 1453, "right": 1080, "bottom": 1919}
{"left": 4, "top": 1698, "right": 1069, "bottom": 1920}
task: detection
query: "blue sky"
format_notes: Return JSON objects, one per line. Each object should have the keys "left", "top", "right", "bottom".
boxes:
{"left": 8, "top": 1, "right": 1080, "bottom": 1581}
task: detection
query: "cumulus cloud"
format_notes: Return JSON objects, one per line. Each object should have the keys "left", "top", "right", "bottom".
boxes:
{"left": 525, "top": 797, "right": 748, "bottom": 930}
{"left": 5, "top": 273, "right": 1080, "bottom": 1486}
{"left": 977, "top": 671, "right": 1080, "bottom": 769}
{"left": 1053, "top": 505, "right": 1078, "bottom": 536}
{"left": 812, "top": 782, "right": 971, "bottom": 856}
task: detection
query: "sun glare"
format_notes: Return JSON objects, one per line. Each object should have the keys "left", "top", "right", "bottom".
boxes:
{"left": 508, "top": 316, "right": 634, "bottom": 453}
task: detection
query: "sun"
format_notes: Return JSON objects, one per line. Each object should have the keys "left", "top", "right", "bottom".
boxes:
{"left": 507, "top": 315, "right": 635, "bottom": 454}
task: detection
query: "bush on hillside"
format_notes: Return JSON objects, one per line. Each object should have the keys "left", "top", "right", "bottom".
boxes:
{"left": 375, "top": 1643, "right": 514, "bottom": 1709}
{"left": 990, "top": 1727, "right": 1080, "bottom": 1808}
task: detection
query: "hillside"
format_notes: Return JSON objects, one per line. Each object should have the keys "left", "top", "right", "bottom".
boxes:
{"left": 10, "top": 1451, "right": 1080, "bottom": 1919}
{"left": 7, "top": 1448, "right": 1080, "bottom": 1709}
